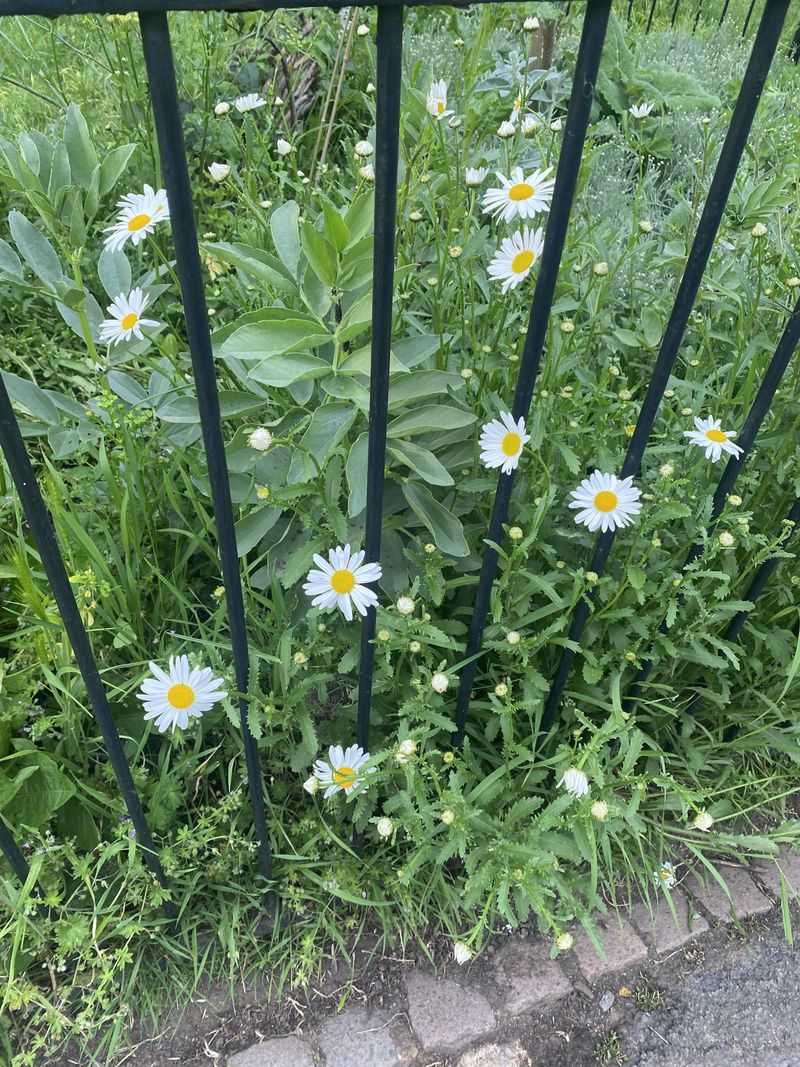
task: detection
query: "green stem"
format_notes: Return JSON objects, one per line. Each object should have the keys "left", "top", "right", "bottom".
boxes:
{"left": 71, "top": 252, "right": 99, "bottom": 364}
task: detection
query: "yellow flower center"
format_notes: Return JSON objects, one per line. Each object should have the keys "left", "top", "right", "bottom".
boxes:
{"left": 127, "top": 212, "right": 152, "bottom": 232}
{"left": 120, "top": 312, "right": 138, "bottom": 331}
{"left": 501, "top": 431, "right": 522, "bottom": 456}
{"left": 705, "top": 428, "right": 727, "bottom": 443}
{"left": 509, "top": 182, "right": 534, "bottom": 201}
{"left": 167, "top": 683, "right": 195, "bottom": 710}
{"left": 437, "top": 101, "right": 445, "bottom": 114}
{"left": 332, "top": 765, "right": 356, "bottom": 788}
{"left": 330, "top": 568, "right": 356, "bottom": 594}
{"left": 511, "top": 249, "right": 535, "bottom": 274}
{"left": 594, "top": 490, "right": 618, "bottom": 513}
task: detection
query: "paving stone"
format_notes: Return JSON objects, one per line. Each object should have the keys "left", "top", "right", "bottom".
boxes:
{"left": 754, "top": 846, "right": 800, "bottom": 898}
{"left": 493, "top": 938, "right": 572, "bottom": 1015}
{"left": 318, "top": 1006, "right": 416, "bottom": 1066}
{"left": 405, "top": 971, "right": 496, "bottom": 1054}
{"left": 685, "top": 866, "right": 772, "bottom": 923}
{"left": 628, "top": 889, "right": 709, "bottom": 953}
{"left": 228, "top": 1036, "right": 314, "bottom": 1067}
{"left": 457, "top": 1040, "right": 532, "bottom": 1066}
{"left": 572, "top": 915, "right": 648, "bottom": 983}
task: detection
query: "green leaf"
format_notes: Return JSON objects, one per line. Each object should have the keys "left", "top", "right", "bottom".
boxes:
{"left": 0, "top": 238, "right": 23, "bottom": 280}
{"left": 204, "top": 240, "right": 296, "bottom": 293}
{"left": 336, "top": 290, "right": 374, "bottom": 342}
{"left": 301, "top": 220, "right": 338, "bottom": 286}
{"left": 641, "top": 306, "right": 662, "bottom": 348}
{"left": 63, "top": 103, "right": 98, "bottom": 189}
{"left": 99, "top": 144, "right": 136, "bottom": 198}
{"left": 270, "top": 200, "right": 301, "bottom": 278}
{"left": 3, "top": 748, "right": 75, "bottom": 827}
{"left": 1, "top": 370, "right": 60, "bottom": 423}
{"left": 8, "top": 210, "right": 63, "bottom": 288}
{"left": 278, "top": 535, "right": 324, "bottom": 590}
{"left": 247, "top": 354, "right": 331, "bottom": 388}
{"left": 287, "top": 402, "right": 357, "bottom": 484}
{"left": 344, "top": 189, "right": 374, "bottom": 246}
{"left": 402, "top": 482, "right": 468, "bottom": 556}
{"left": 388, "top": 440, "right": 454, "bottom": 486}
{"left": 218, "top": 310, "right": 330, "bottom": 361}
{"left": 627, "top": 566, "right": 646, "bottom": 591}
{"left": 393, "top": 334, "right": 440, "bottom": 368}
{"left": 235, "top": 507, "right": 282, "bottom": 556}
{"left": 388, "top": 404, "right": 476, "bottom": 438}
{"left": 107, "top": 370, "right": 146, "bottom": 406}
{"left": 388, "top": 370, "right": 463, "bottom": 408}
{"left": 614, "top": 327, "right": 640, "bottom": 348}
{"left": 97, "top": 246, "right": 131, "bottom": 300}
{"left": 346, "top": 433, "right": 369, "bottom": 516}
{"left": 48, "top": 142, "right": 71, "bottom": 199}
{"left": 320, "top": 195, "right": 350, "bottom": 252}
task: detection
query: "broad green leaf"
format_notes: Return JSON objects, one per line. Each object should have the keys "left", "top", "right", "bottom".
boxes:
{"left": 97, "top": 246, "right": 131, "bottom": 300}
{"left": 156, "top": 390, "right": 263, "bottom": 423}
{"left": 235, "top": 507, "right": 282, "bottom": 556}
{"left": 641, "top": 306, "right": 662, "bottom": 348}
{"left": 8, "top": 210, "right": 62, "bottom": 288}
{"left": 107, "top": 370, "right": 147, "bottom": 406}
{"left": 388, "top": 440, "right": 454, "bottom": 486}
{"left": 2, "top": 370, "right": 60, "bottom": 424}
{"left": 219, "top": 311, "right": 330, "bottom": 361}
{"left": 614, "top": 327, "right": 640, "bottom": 348}
{"left": 402, "top": 482, "right": 468, "bottom": 556}
{"left": 346, "top": 433, "right": 369, "bottom": 516}
{"left": 3, "top": 748, "right": 75, "bottom": 827}
{"left": 388, "top": 404, "right": 476, "bottom": 438}
{"left": 287, "top": 402, "right": 357, "bottom": 484}
{"left": 336, "top": 290, "right": 373, "bottom": 342}
{"left": 301, "top": 220, "right": 337, "bottom": 286}
{"left": 99, "top": 143, "right": 136, "bottom": 198}
{"left": 393, "top": 333, "right": 440, "bottom": 368}
{"left": 344, "top": 189, "right": 374, "bottom": 246}
{"left": 320, "top": 195, "right": 350, "bottom": 252}
{"left": 204, "top": 240, "right": 296, "bottom": 293}
{"left": 63, "top": 103, "right": 98, "bottom": 188}
{"left": 388, "top": 370, "right": 463, "bottom": 408}
{"left": 270, "top": 200, "right": 301, "bottom": 278}
{"left": 247, "top": 354, "right": 331, "bottom": 388}
{"left": 48, "top": 141, "right": 71, "bottom": 199}
{"left": 0, "top": 238, "right": 23, "bottom": 279}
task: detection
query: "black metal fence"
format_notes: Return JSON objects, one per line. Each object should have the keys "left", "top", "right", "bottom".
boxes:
{"left": 0, "top": 0, "right": 798, "bottom": 915}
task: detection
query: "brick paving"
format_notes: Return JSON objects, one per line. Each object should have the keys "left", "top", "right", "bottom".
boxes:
{"left": 223, "top": 852, "right": 798, "bottom": 1066}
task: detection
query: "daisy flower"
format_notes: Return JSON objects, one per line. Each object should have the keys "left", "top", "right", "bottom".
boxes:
{"left": 235, "top": 93, "right": 267, "bottom": 113}
{"left": 655, "top": 861, "right": 677, "bottom": 889}
{"left": 559, "top": 767, "right": 589, "bottom": 797}
{"left": 629, "top": 101, "right": 654, "bottom": 118}
{"left": 482, "top": 166, "right": 555, "bottom": 222}
{"left": 104, "top": 184, "right": 169, "bottom": 252}
{"left": 569, "top": 471, "right": 642, "bottom": 533}
{"left": 487, "top": 226, "right": 544, "bottom": 293}
{"left": 98, "top": 288, "right": 159, "bottom": 346}
{"left": 683, "top": 416, "right": 743, "bottom": 463}
{"left": 207, "top": 162, "right": 230, "bottom": 182}
{"left": 497, "top": 119, "right": 516, "bottom": 138}
{"left": 426, "top": 79, "right": 453, "bottom": 120}
{"left": 465, "top": 166, "right": 489, "bottom": 187}
{"left": 137, "top": 654, "right": 226, "bottom": 733}
{"left": 313, "top": 744, "right": 371, "bottom": 798}
{"left": 479, "top": 412, "right": 530, "bottom": 475}
{"left": 302, "top": 544, "right": 382, "bottom": 621}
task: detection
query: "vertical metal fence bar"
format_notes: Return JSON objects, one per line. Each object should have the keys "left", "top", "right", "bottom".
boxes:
{"left": 718, "top": 0, "right": 732, "bottom": 29}
{"left": 670, "top": 0, "right": 681, "bottom": 29}
{"left": 691, "top": 0, "right": 703, "bottom": 34}
{"left": 627, "top": 0, "right": 636, "bottom": 26}
{"left": 742, "top": 0, "right": 759, "bottom": 37}
{"left": 453, "top": 0, "right": 612, "bottom": 746}
{"left": 645, "top": 0, "right": 658, "bottom": 34}
{"left": 355, "top": 2, "right": 404, "bottom": 753}
{"left": 0, "top": 375, "right": 171, "bottom": 901}
{"left": 0, "top": 814, "right": 30, "bottom": 885}
{"left": 626, "top": 292, "right": 800, "bottom": 705}
{"left": 138, "top": 12, "right": 272, "bottom": 887}
{"left": 539, "top": 0, "right": 790, "bottom": 736}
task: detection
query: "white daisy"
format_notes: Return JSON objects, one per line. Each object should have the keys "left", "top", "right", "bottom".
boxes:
{"left": 313, "top": 743, "right": 371, "bottom": 798}
{"left": 683, "top": 416, "right": 743, "bottom": 463}
{"left": 559, "top": 767, "right": 589, "bottom": 797}
{"left": 235, "top": 93, "right": 267, "bottom": 113}
{"left": 479, "top": 411, "right": 530, "bottom": 475}
{"left": 453, "top": 941, "right": 473, "bottom": 964}
{"left": 487, "top": 226, "right": 544, "bottom": 293}
{"left": 521, "top": 114, "right": 540, "bottom": 135}
{"left": 497, "top": 120, "right": 516, "bottom": 138}
{"left": 276, "top": 138, "right": 293, "bottom": 156}
{"left": 569, "top": 471, "right": 642, "bottom": 533}
{"left": 655, "top": 861, "right": 677, "bottom": 889}
{"left": 207, "top": 161, "right": 230, "bottom": 182}
{"left": 426, "top": 79, "right": 453, "bottom": 120}
{"left": 104, "top": 184, "right": 170, "bottom": 252}
{"left": 98, "top": 287, "right": 159, "bottom": 346}
{"left": 629, "top": 101, "right": 654, "bottom": 119}
{"left": 354, "top": 140, "right": 373, "bottom": 157}
{"left": 137, "top": 654, "right": 226, "bottom": 733}
{"left": 465, "top": 166, "right": 489, "bottom": 187}
{"left": 302, "top": 544, "right": 382, "bottom": 621}
{"left": 482, "top": 166, "right": 555, "bottom": 222}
